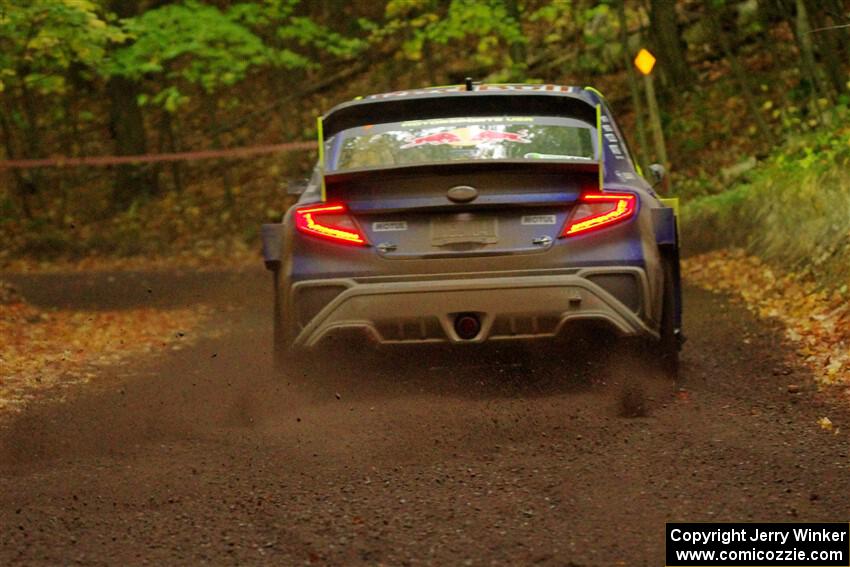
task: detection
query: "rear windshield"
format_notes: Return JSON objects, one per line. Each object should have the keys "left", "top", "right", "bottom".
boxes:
{"left": 327, "top": 116, "right": 596, "bottom": 171}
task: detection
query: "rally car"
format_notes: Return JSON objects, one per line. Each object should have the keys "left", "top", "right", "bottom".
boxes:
{"left": 262, "top": 83, "right": 683, "bottom": 379}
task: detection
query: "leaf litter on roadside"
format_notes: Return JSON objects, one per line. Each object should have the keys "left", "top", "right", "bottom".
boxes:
{"left": 0, "top": 296, "right": 209, "bottom": 415}
{"left": 683, "top": 249, "right": 850, "bottom": 398}
{"left": 2, "top": 245, "right": 257, "bottom": 274}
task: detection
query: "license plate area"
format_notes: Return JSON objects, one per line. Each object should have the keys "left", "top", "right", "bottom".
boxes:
{"left": 430, "top": 214, "right": 498, "bottom": 246}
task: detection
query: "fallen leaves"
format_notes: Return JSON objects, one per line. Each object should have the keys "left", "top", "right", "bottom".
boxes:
{"left": 817, "top": 417, "right": 834, "bottom": 432}
{"left": 0, "top": 280, "right": 21, "bottom": 304}
{"left": 2, "top": 246, "right": 257, "bottom": 274}
{"left": 0, "top": 298, "right": 209, "bottom": 415}
{"left": 683, "top": 249, "right": 850, "bottom": 392}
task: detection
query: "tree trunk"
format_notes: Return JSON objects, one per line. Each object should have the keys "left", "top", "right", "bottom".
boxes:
{"left": 59, "top": 94, "right": 81, "bottom": 225}
{"left": 503, "top": 0, "right": 527, "bottom": 79}
{"left": 204, "top": 96, "right": 234, "bottom": 208}
{"left": 648, "top": 0, "right": 693, "bottom": 91}
{"left": 16, "top": 78, "right": 47, "bottom": 213}
{"left": 422, "top": 41, "right": 439, "bottom": 85}
{"left": 107, "top": 0, "right": 156, "bottom": 211}
{"left": 793, "top": 0, "right": 832, "bottom": 103}
{"left": 807, "top": 0, "right": 847, "bottom": 96}
{"left": 159, "top": 110, "right": 183, "bottom": 193}
{"left": 822, "top": 0, "right": 850, "bottom": 59}
{"left": 703, "top": 0, "right": 771, "bottom": 145}
{"left": 107, "top": 76, "right": 156, "bottom": 210}
{"left": 618, "top": 0, "right": 650, "bottom": 172}
{"left": 0, "top": 104, "right": 34, "bottom": 218}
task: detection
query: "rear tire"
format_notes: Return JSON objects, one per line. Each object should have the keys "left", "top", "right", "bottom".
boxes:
{"left": 658, "top": 258, "right": 680, "bottom": 382}
{"left": 272, "top": 268, "right": 298, "bottom": 374}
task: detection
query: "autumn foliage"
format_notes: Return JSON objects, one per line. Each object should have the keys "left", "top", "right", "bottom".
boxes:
{"left": 0, "top": 297, "right": 208, "bottom": 415}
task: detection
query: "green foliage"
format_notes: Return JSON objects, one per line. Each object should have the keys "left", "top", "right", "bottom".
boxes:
{"left": 226, "top": 0, "right": 300, "bottom": 25}
{"left": 770, "top": 126, "right": 850, "bottom": 173}
{"left": 527, "top": 0, "right": 621, "bottom": 73}
{"left": 528, "top": 0, "right": 571, "bottom": 25}
{"left": 106, "top": 0, "right": 367, "bottom": 111}
{"left": 277, "top": 16, "right": 367, "bottom": 59}
{"left": 376, "top": 0, "right": 525, "bottom": 71}
{"left": 0, "top": 0, "right": 123, "bottom": 95}
{"left": 109, "top": 1, "right": 279, "bottom": 104}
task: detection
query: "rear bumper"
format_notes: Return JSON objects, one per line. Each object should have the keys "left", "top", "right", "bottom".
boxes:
{"left": 289, "top": 267, "right": 657, "bottom": 348}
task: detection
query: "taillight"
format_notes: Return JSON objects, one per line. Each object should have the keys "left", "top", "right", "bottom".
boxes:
{"left": 561, "top": 192, "right": 637, "bottom": 237}
{"left": 294, "top": 203, "right": 367, "bottom": 246}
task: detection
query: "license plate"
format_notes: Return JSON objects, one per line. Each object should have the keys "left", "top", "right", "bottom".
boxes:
{"left": 431, "top": 215, "right": 498, "bottom": 246}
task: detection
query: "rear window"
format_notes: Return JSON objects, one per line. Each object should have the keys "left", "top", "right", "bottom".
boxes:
{"left": 328, "top": 116, "right": 596, "bottom": 171}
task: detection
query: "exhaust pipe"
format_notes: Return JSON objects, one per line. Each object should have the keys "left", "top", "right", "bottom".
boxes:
{"left": 454, "top": 313, "right": 481, "bottom": 340}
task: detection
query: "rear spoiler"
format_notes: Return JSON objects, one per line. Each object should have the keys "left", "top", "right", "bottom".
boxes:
{"left": 322, "top": 92, "right": 599, "bottom": 138}
{"left": 322, "top": 160, "right": 599, "bottom": 205}
{"left": 323, "top": 159, "right": 600, "bottom": 186}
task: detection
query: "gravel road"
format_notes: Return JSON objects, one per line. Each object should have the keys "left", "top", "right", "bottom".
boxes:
{"left": 1, "top": 268, "right": 849, "bottom": 565}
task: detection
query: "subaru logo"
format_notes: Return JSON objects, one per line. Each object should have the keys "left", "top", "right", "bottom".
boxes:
{"left": 447, "top": 185, "right": 478, "bottom": 203}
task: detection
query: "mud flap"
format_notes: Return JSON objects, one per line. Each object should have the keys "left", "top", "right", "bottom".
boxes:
{"left": 652, "top": 205, "right": 677, "bottom": 246}
{"left": 261, "top": 223, "right": 285, "bottom": 271}
{"left": 653, "top": 204, "right": 685, "bottom": 349}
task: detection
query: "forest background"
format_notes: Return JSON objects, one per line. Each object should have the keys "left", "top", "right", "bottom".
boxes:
{"left": 0, "top": 0, "right": 848, "bottom": 290}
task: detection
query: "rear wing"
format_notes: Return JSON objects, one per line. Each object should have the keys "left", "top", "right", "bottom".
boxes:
{"left": 324, "top": 158, "right": 599, "bottom": 180}
{"left": 322, "top": 159, "right": 601, "bottom": 202}
{"left": 321, "top": 91, "right": 599, "bottom": 138}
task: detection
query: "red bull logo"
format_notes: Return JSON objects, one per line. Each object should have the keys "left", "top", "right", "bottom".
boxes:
{"left": 401, "top": 127, "right": 530, "bottom": 149}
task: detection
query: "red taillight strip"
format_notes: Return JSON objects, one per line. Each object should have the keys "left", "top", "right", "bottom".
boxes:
{"left": 562, "top": 192, "right": 637, "bottom": 237}
{"left": 294, "top": 203, "right": 367, "bottom": 246}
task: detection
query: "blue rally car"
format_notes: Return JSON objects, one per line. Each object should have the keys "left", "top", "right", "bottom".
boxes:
{"left": 262, "top": 83, "right": 682, "bottom": 379}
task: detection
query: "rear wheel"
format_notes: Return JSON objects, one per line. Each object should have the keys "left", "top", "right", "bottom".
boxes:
{"left": 272, "top": 268, "right": 299, "bottom": 374}
{"left": 657, "top": 258, "right": 680, "bottom": 382}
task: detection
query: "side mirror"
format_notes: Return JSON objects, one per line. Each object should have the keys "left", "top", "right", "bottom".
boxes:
{"left": 286, "top": 178, "right": 309, "bottom": 196}
{"left": 648, "top": 163, "right": 666, "bottom": 188}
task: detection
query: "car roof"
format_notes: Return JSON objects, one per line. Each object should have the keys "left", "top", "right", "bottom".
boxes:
{"left": 321, "top": 84, "right": 605, "bottom": 138}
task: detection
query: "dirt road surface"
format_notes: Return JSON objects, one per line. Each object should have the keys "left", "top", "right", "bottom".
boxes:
{"left": 2, "top": 269, "right": 849, "bottom": 565}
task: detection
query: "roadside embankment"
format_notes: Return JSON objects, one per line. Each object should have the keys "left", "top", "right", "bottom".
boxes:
{"left": 681, "top": 128, "right": 850, "bottom": 394}
{"left": 682, "top": 128, "right": 850, "bottom": 288}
